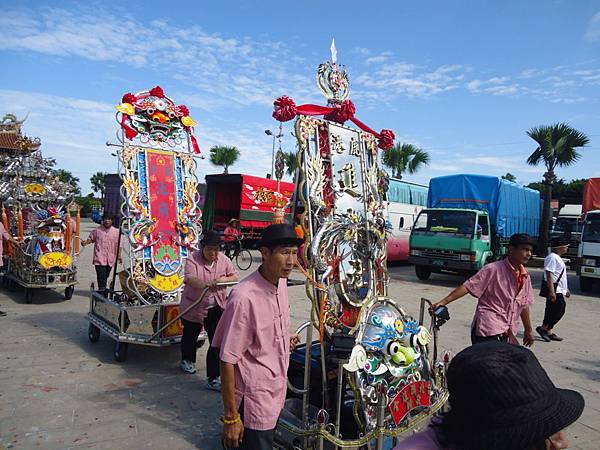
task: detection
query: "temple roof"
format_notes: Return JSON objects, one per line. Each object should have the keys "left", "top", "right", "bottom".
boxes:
{"left": 0, "top": 113, "right": 41, "bottom": 155}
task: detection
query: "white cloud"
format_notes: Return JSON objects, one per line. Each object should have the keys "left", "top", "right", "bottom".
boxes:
{"left": 354, "top": 61, "right": 467, "bottom": 102}
{"left": 585, "top": 11, "right": 600, "bottom": 41}
{"left": 0, "top": 89, "right": 288, "bottom": 193}
{"left": 0, "top": 7, "right": 314, "bottom": 109}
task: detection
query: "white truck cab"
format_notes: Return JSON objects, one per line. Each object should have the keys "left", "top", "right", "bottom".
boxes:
{"left": 578, "top": 210, "right": 600, "bottom": 292}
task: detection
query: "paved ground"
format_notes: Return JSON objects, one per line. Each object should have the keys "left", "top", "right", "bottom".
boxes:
{"left": 0, "top": 219, "right": 599, "bottom": 449}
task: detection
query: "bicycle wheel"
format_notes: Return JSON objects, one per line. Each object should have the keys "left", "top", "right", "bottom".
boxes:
{"left": 236, "top": 249, "right": 253, "bottom": 271}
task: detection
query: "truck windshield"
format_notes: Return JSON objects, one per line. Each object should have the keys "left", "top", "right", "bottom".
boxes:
{"left": 554, "top": 217, "right": 583, "bottom": 234}
{"left": 582, "top": 214, "right": 600, "bottom": 243}
{"left": 413, "top": 210, "right": 476, "bottom": 236}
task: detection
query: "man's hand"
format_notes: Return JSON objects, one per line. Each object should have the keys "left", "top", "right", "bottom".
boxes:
{"left": 290, "top": 334, "right": 301, "bottom": 351}
{"left": 205, "top": 280, "right": 218, "bottom": 291}
{"left": 566, "top": 290, "right": 571, "bottom": 298}
{"left": 523, "top": 329, "right": 535, "bottom": 347}
{"left": 430, "top": 300, "right": 446, "bottom": 313}
{"left": 549, "top": 291, "right": 557, "bottom": 302}
{"left": 223, "top": 420, "right": 244, "bottom": 448}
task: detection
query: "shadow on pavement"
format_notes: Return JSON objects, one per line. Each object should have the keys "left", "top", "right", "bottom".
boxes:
{"left": 16, "top": 310, "right": 223, "bottom": 449}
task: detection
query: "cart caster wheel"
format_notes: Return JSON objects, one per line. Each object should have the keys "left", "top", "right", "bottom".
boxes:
{"left": 114, "top": 341, "right": 129, "bottom": 362}
{"left": 64, "top": 285, "right": 75, "bottom": 300}
{"left": 88, "top": 324, "right": 100, "bottom": 343}
{"left": 25, "top": 288, "right": 34, "bottom": 304}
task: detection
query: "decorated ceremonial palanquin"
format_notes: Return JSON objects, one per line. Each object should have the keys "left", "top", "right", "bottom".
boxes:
{"left": 86, "top": 86, "right": 204, "bottom": 362}
{"left": 0, "top": 114, "right": 78, "bottom": 303}
{"left": 271, "top": 43, "right": 449, "bottom": 449}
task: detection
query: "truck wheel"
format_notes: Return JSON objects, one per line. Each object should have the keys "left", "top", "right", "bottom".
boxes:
{"left": 580, "top": 276, "right": 593, "bottom": 292}
{"left": 415, "top": 265, "right": 431, "bottom": 281}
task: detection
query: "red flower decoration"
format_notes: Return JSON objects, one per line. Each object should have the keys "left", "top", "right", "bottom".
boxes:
{"left": 178, "top": 105, "right": 190, "bottom": 116}
{"left": 150, "top": 86, "right": 165, "bottom": 98}
{"left": 122, "top": 93, "right": 137, "bottom": 104}
{"left": 272, "top": 96, "right": 297, "bottom": 122}
{"left": 325, "top": 99, "right": 356, "bottom": 123}
{"left": 377, "top": 129, "right": 395, "bottom": 150}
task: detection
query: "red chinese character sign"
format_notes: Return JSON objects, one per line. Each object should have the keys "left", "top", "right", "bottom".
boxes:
{"left": 116, "top": 86, "right": 201, "bottom": 300}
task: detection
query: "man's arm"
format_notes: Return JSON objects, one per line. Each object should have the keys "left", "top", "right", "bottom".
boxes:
{"left": 221, "top": 361, "right": 244, "bottom": 448}
{"left": 546, "top": 271, "right": 556, "bottom": 302}
{"left": 431, "top": 284, "right": 470, "bottom": 310}
{"left": 521, "top": 307, "right": 534, "bottom": 347}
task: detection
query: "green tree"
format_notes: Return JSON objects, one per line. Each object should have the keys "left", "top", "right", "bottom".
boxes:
{"left": 502, "top": 173, "right": 517, "bottom": 182}
{"left": 526, "top": 123, "right": 589, "bottom": 252}
{"left": 381, "top": 143, "right": 430, "bottom": 179}
{"left": 282, "top": 151, "right": 298, "bottom": 177}
{"left": 209, "top": 145, "right": 240, "bottom": 174}
{"left": 52, "top": 169, "right": 81, "bottom": 195}
{"left": 90, "top": 172, "right": 106, "bottom": 199}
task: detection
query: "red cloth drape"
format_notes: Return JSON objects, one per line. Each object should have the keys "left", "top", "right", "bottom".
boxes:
{"left": 272, "top": 96, "right": 395, "bottom": 150}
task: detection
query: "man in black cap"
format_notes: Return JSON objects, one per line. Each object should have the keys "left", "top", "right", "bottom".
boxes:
{"left": 537, "top": 236, "right": 570, "bottom": 342}
{"left": 212, "top": 224, "right": 303, "bottom": 449}
{"left": 432, "top": 233, "right": 536, "bottom": 346}
{"left": 392, "top": 341, "right": 584, "bottom": 450}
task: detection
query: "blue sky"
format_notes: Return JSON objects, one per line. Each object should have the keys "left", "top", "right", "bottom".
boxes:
{"left": 1, "top": 0, "right": 599, "bottom": 194}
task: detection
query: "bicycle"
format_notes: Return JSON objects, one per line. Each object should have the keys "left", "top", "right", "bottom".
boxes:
{"left": 224, "top": 237, "right": 253, "bottom": 271}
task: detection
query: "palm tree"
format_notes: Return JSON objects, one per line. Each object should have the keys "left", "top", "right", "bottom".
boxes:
{"left": 502, "top": 173, "right": 517, "bottom": 182}
{"left": 90, "top": 172, "right": 106, "bottom": 200}
{"left": 52, "top": 169, "right": 81, "bottom": 195}
{"left": 209, "top": 145, "right": 240, "bottom": 174}
{"left": 381, "top": 143, "right": 430, "bottom": 179}
{"left": 526, "top": 122, "right": 589, "bottom": 253}
{"left": 282, "top": 151, "right": 298, "bottom": 178}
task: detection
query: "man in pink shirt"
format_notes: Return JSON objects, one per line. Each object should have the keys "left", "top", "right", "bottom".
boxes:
{"left": 212, "top": 224, "right": 303, "bottom": 450}
{"left": 0, "top": 221, "right": 17, "bottom": 316}
{"left": 179, "top": 230, "right": 239, "bottom": 388}
{"left": 81, "top": 214, "right": 121, "bottom": 294}
{"left": 431, "top": 233, "right": 536, "bottom": 346}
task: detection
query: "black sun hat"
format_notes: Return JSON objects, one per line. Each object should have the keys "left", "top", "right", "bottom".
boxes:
{"left": 256, "top": 224, "right": 304, "bottom": 248}
{"left": 509, "top": 233, "right": 536, "bottom": 248}
{"left": 441, "top": 341, "right": 584, "bottom": 450}
{"left": 550, "top": 236, "right": 570, "bottom": 248}
{"left": 200, "top": 230, "right": 223, "bottom": 246}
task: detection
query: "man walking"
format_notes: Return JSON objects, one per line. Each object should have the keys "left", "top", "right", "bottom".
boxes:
{"left": 81, "top": 214, "right": 120, "bottom": 293}
{"left": 179, "top": 230, "right": 239, "bottom": 388}
{"left": 212, "top": 224, "right": 303, "bottom": 450}
{"left": 536, "top": 237, "right": 570, "bottom": 342}
{"left": 431, "top": 233, "right": 536, "bottom": 346}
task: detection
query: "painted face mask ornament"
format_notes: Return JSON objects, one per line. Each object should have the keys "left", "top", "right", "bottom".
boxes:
{"left": 344, "top": 302, "right": 433, "bottom": 428}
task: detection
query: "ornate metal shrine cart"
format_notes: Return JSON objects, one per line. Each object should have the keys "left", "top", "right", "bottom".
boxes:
{"left": 0, "top": 114, "right": 78, "bottom": 303}
{"left": 86, "top": 86, "right": 207, "bottom": 362}
{"left": 271, "top": 44, "right": 450, "bottom": 449}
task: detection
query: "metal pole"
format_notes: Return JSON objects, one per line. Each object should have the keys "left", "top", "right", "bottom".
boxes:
{"left": 335, "top": 362, "right": 344, "bottom": 442}
{"left": 271, "top": 135, "right": 276, "bottom": 178}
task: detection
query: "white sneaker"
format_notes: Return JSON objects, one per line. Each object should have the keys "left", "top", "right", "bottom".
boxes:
{"left": 206, "top": 378, "right": 221, "bottom": 391}
{"left": 180, "top": 360, "right": 197, "bottom": 374}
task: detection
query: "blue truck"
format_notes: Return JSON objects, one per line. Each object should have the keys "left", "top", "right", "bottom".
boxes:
{"left": 408, "top": 174, "right": 541, "bottom": 280}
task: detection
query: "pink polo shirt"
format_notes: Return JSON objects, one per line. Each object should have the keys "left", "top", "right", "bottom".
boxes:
{"left": 464, "top": 259, "right": 534, "bottom": 344}
{"left": 88, "top": 226, "right": 120, "bottom": 266}
{"left": 179, "top": 251, "right": 238, "bottom": 324}
{"left": 212, "top": 270, "right": 291, "bottom": 431}
{"left": 0, "top": 223, "right": 12, "bottom": 267}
